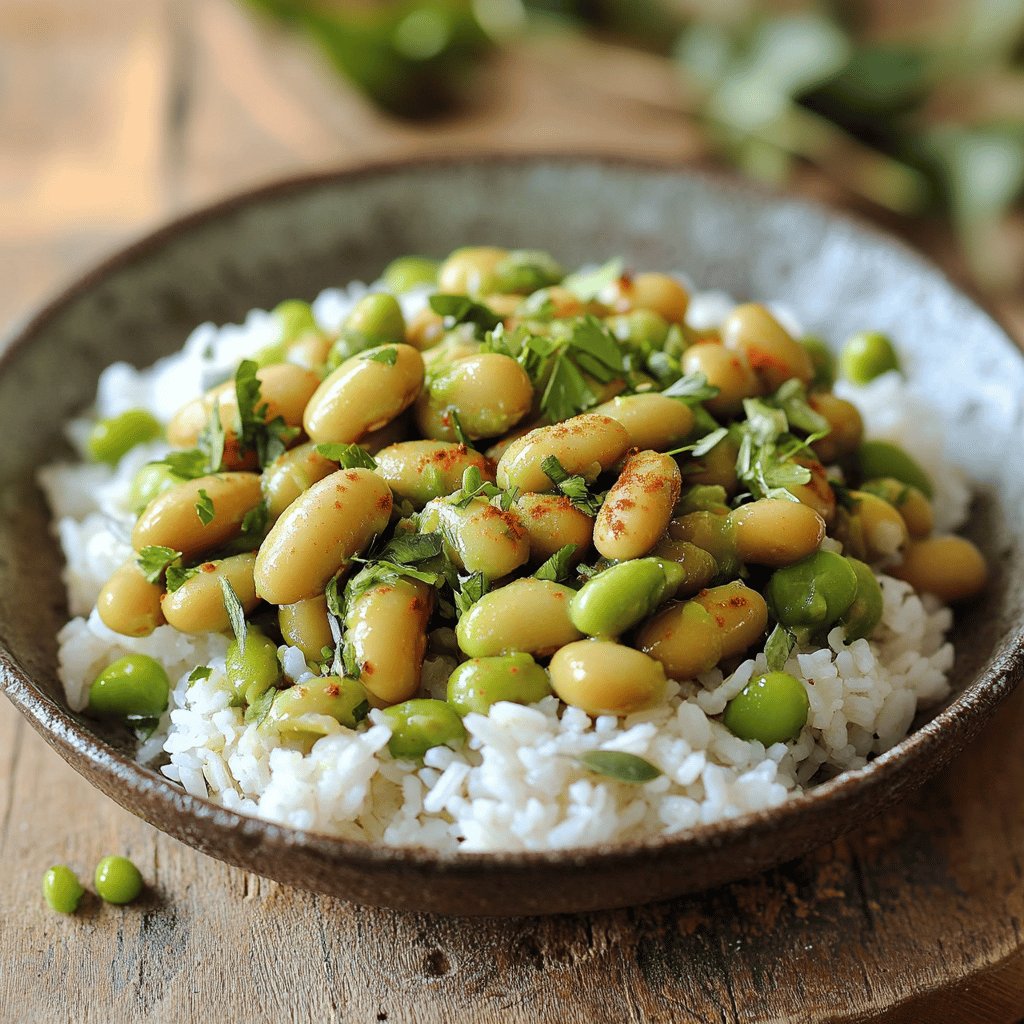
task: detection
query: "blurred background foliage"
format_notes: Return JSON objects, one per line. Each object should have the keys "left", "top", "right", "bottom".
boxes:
{"left": 242, "top": 0, "right": 1024, "bottom": 287}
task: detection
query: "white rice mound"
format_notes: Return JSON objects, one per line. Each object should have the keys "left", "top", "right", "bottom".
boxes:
{"left": 39, "top": 278, "right": 964, "bottom": 853}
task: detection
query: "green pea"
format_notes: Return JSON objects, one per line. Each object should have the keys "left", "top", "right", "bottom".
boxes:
{"left": 273, "top": 299, "right": 318, "bottom": 342}
{"left": 570, "top": 558, "right": 683, "bottom": 638}
{"left": 801, "top": 335, "right": 836, "bottom": 390}
{"left": 856, "top": 440, "right": 933, "bottom": 498}
{"left": 226, "top": 629, "right": 281, "bottom": 706}
{"left": 491, "top": 249, "right": 564, "bottom": 294}
{"left": 87, "top": 409, "right": 163, "bottom": 465}
{"left": 88, "top": 655, "right": 170, "bottom": 719}
{"left": 382, "top": 255, "right": 439, "bottom": 293}
{"left": 94, "top": 856, "right": 143, "bottom": 905}
{"left": 723, "top": 671, "right": 809, "bottom": 745}
{"left": 447, "top": 653, "right": 552, "bottom": 715}
{"left": 839, "top": 557, "right": 884, "bottom": 641}
{"left": 606, "top": 310, "right": 670, "bottom": 353}
{"left": 266, "top": 676, "right": 369, "bottom": 735}
{"left": 381, "top": 699, "right": 467, "bottom": 760}
{"left": 126, "top": 462, "right": 183, "bottom": 515}
{"left": 765, "top": 551, "right": 859, "bottom": 632}
{"left": 345, "top": 293, "right": 406, "bottom": 345}
{"left": 840, "top": 330, "right": 900, "bottom": 384}
{"left": 42, "top": 865, "right": 84, "bottom": 914}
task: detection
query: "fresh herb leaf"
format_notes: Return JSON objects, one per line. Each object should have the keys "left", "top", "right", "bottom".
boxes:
{"left": 448, "top": 409, "right": 471, "bottom": 447}
{"left": 429, "top": 294, "right": 502, "bottom": 332}
{"left": 541, "top": 455, "right": 604, "bottom": 516}
{"left": 165, "top": 564, "right": 200, "bottom": 593}
{"left": 245, "top": 685, "right": 277, "bottom": 726}
{"left": 231, "top": 358, "right": 301, "bottom": 468}
{"left": 198, "top": 404, "right": 226, "bottom": 474}
{"left": 734, "top": 399, "right": 816, "bottom": 502}
{"left": 454, "top": 571, "right": 488, "bottom": 616}
{"left": 195, "top": 488, "right": 215, "bottom": 525}
{"left": 240, "top": 501, "right": 268, "bottom": 539}
{"left": 577, "top": 750, "right": 662, "bottom": 784}
{"left": 565, "top": 316, "right": 625, "bottom": 381}
{"left": 660, "top": 371, "right": 720, "bottom": 405}
{"left": 219, "top": 577, "right": 248, "bottom": 653}
{"left": 764, "top": 624, "right": 797, "bottom": 672}
{"left": 449, "top": 466, "right": 517, "bottom": 511}
{"left": 539, "top": 353, "right": 598, "bottom": 423}
{"left": 665, "top": 426, "right": 729, "bottom": 458}
{"left": 771, "top": 379, "right": 831, "bottom": 436}
{"left": 315, "top": 443, "right": 378, "bottom": 470}
{"left": 380, "top": 532, "right": 444, "bottom": 565}
{"left": 187, "top": 666, "right": 212, "bottom": 686}
{"left": 157, "top": 449, "right": 208, "bottom": 480}
{"left": 562, "top": 259, "right": 623, "bottom": 301}
{"left": 534, "top": 544, "right": 578, "bottom": 583}
{"left": 362, "top": 347, "right": 398, "bottom": 366}
{"left": 136, "top": 545, "right": 182, "bottom": 584}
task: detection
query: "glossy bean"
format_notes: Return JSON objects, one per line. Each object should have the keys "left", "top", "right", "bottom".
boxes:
{"left": 861, "top": 477, "right": 933, "bottom": 538}
{"left": 648, "top": 537, "right": 719, "bottom": 596}
{"left": 267, "top": 676, "right": 369, "bottom": 735}
{"left": 162, "top": 553, "right": 260, "bottom": 634}
{"left": 592, "top": 393, "right": 694, "bottom": 451}
{"left": 132, "top": 472, "right": 262, "bottom": 559}
{"left": 421, "top": 496, "right": 529, "bottom": 578}
{"left": 382, "top": 255, "right": 439, "bottom": 293}
{"left": 890, "top": 535, "right": 987, "bottom": 602}
{"left": 88, "top": 654, "right": 170, "bottom": 719}
{"left": 549, "top": 640, "right": 667, "bottom": 716}
{"left": 808, "top": 393, "right": 863, "bottom": 464}
{"left": 455, "top": 578, "right": 582, "bottom": 658}
{"left": 728, "top": 498, "right": 826, "bottom": 567}
{"left": 839, "top": 558, "right": 884, "bottom": 641}
{"left": 279, "top": 594, "right": 334, "bottom": 665}
{"left": 446, "top": 653, "right": 552, "bottom": 715}
{"left": 693, "top": 581, "right": 769, "bottom": 660}
{"left": 635, "top": 600, "right": 723, "bottom": 680}
{"left": 514, "top": 493, "right": 593, "bottom": 563}
{"left": 374, "top": 440, "right": 492, "bottom": 508}
{"left": 254, "top": 468, "right": 392, "bottom": 605}
{"left": 668, "top": 510, "right": 739, "bottom": 579}
{"left": 855, "top": 440, "right": 933, "bottom": 498}
{"left": 594, "top": 450, "right": 681, "bottom": 561}
{"left": 765, "top": 551, "right": 859, "bottom": 632}
{"left": 569, "top": 558, "right": 683, "bottom": 638}
{"left": 303, "top": 344, "right": 425, "bottom": 444}
{"left": 226, "top": 628, "right": 281, "bottom": 705}
{"left": 681, "top": 433, "right": 740, "bottom": 495}
{"left": 682, "top": 343, "right": 762, "bottom": 418}
{"left": 495, "top": 413, "right": 630, "bottom": 493}
{"left": 721, "top": 303, "right": 814, "bottom": 391}
{"left": 843, "top": 489, "right": 910, "bottom": 561}
{"left": 88, "top": 409, "right": 163, "bottom": 464}
{"left": 785, "top": 457, "right": 837, "bottom": 526}
{"left": 262, "top": 442, "right": 336, "bottom": 521}
{"left": 126, "top": 463, "right": 183, "bottom": 516}
{"left": 723, "top": 671, "right": 809, "bottom": 744}
{"left": 605, "top": 272, "right": 689, "bottom": 323}
{"left": 381, "top": 699, "right": 466, "bottom": 760}
{"left": 437, "top": 246, "right": 509, "bottom": 295}
{"left": 97, "top": 561, "right": 166, "bottom": 637}
{"left": 345, "top": 578, "right": 434, "bottom": 706}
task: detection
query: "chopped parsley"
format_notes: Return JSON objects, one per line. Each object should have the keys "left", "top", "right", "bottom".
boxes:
{"left": 362, "top": 347, "right": 399, "bottom": 366}
{"left": 540, "top": 456, "right": 604, "bottom": 517}
{"left": 577, "top": 750, "right": 662, "bottom": 784}
{"left": 219, "top": 577, "right": 248, "bottom": 653}
{"left": 136, "top": 545, "right": 181, "bottom": 585}
{"left": 561, "top": 259, "right": 622, "bottom": 301}
{"left": 534, "top": 544, "right": 578, "bottom": 583}
{"left": 195, "top": 489, "right": 215, "bottom": 525}
{"left": 315, "top": 443, "right": 378, "bottom": 470}
{"left": 429, "top": 294, "right": 502, "bottom": 333}
{"left": 660, "top": 371, "right": 720, "bottom": 405}
{"left": 764, "top": 624, "right": 797, "bottom": 672}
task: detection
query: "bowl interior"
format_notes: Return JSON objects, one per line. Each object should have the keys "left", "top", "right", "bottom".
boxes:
{"left": 1, "top": 156, "right": 1022, "bottom": 911}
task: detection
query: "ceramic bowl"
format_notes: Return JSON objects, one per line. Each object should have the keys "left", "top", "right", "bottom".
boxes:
{"left": 1, "top": 155, "right": 1022, "bottom": 916}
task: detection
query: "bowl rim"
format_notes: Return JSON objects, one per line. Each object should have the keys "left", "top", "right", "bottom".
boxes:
{"left": 2, "top": 149, "right": 1023, "bottom": 873}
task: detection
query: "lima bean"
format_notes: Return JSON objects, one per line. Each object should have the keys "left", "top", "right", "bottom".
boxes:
{"left": 446, "top": 653, "right": 552, "bottom": 715}
{"left": 375, "top": 440, "right": 494, "bottom": 507}
{"left": 97, "top": 561, "right": 166, "bottom": 637}
{"left": 549, "top": 640, "right": 667, "bottom": 716}
{"left": 420, "top": 496, "right": 529, "bottom": 579}
{"left": 161, "top": 553, "right": 260, "bottom": 634}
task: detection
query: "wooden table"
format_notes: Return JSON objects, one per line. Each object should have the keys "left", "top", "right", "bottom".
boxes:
{"left": 2, "top": 3, "right": 1023, "bottom": 1020}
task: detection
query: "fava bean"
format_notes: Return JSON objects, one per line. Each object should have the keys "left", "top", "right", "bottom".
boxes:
{"left": 254, "top": 468, "right": 392, "bottom": 605}
{"left": 549, "top": 640, "right": 667, "bottom": 716}
{"left": 648, "top": 537, "right": 719, "bottom": 596}
{"left": 132, "top": 472, "right": 262, "bottom": 559}
{"left": 856, "top": 440, "right": 933, "bottom": 498}
{"left": 262, "top": 441, "right": 337, "bottom": 521}
{"left": 416, "top": 353, "right": 533, "bottom": 441}
{"left": 421, "top": 496, "right": 529, "bottom": 579}
{"left": 693, "top": 581, "right": 769, "bottom": 660}
{"left": 279, "top": 594, "right": 334, "bottom": 665}
{"left": 514, "top": 493, "right": 593, "bottom": 563}
{"left": 681, "top": 433, "right": 740, "bottom": 495}
{"left": 801, "top": 335, "right": 836, "bottom": 390}
{"left": 446, "top": 653, "right": 551, "bottom": 715}
{"left": 594, "top": 450, "right": 681, "bottom": 561}
{"left": 126, "top": 462, "right": 183, "bottom": 516}
{"left": 490, "top": 249, "right": 564, "bottom": 294}
{"left": 808, "top": 393, "right": 864, "bottom": 464}
{"left": 766, "top": 551, "right": 858, "bottom": 632}
{"left": 728, "top": 498, "right": 826, "bottom": 568}
{"left": 405, "top": 306, "right": 446, "bottom": 350}
{"left": 42, "top": 865, "right": 84, "bottom": 914}
{"left": 88, "top": 409, "right": 162, "bottom": 465}
{"left": 162, "top": 553, "right": 260, "bottom": 634}
{"left": 605, "top": 272, "right": 689, "bottom": 323}
{"left": 496, "top": 413, "right": 630, "bottom": 493}
{"left": 421, "top": 330, "right": 480, "bottom": 367}
{"left": 723, "top": 671, "right": 809, "bottom": 744}
{"left": 303, "top": 344, "right": 425, "bottom": 444}
{"left": 88, "top": 654, "right": 170, "bottom": 719}
{"left": 437, "top": 246, "right": 509, "bottom": 295}
{"left": 592, "top": 393, "right": 694, "bottom": 451}
{"left": 668, "top": 510, "right": 739, "bottom": 579}
{"left": 226, "top": 627, "right": 281, "bottom": 705}
{"left": 890, "top": 535, "right": 987, "bottom": 602}
{"left": 345, "top": 578, "right": 434, "bottom": 706}
{"left": 843, "top": 489, "right": 910, "bottom": 561}
{"left": 382, "top": 255, "right": 439, "bottom": 293}
{"left": 721, "top": 303, "right": 814, "bottom": 391}
{"left": 839, "top": 558, "right": 884, "bottom": 641}
{"left": 456, "top": 578, "right": 581, "bottom": 658}
{"left": 635, "top": 600, "right": 723, "bottom": 680}
{"left": 570, "top": 557, "right": 683, "bottom": 638}
{"left": 785, "top": 457, "right": 837, "bottom": 526}
{"left": 267, "top": 676, "right": 369, "bottom": 735}
{"left": 94, "top": 856, "right": 144, "bottom": 905}
{"left": 344, "top": 293, "right": 406, "bottom": 345}
{"left": 682, "top": 343, "right": 762, "bottom": 418}
{"left": 841, "top": 330, "right": 899, "bottom": 384}
{"left": 382, "top": 698, "right": 466, "bottom": 759}
{"left": 606, "top": 309, "right": 671, "bottom": 352}
{"left": 861, "top": 477, "right": 933, "bottom": 538}
{"left": 375, "top": 440, "right": 493, "bottom": 508}
{"left": 97, "top": 561, "right": 166, "bottom": 637}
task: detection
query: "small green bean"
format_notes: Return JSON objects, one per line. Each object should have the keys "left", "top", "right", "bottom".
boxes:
{"left": 87, "top": 409, "right": 162, "bottom": 465}
{"left": 840, "top": 330, "right": 900, "bottom": 384}
{"left": 569, "top": 558, "right": 683, "bottom": 638}
{"left": 447, "top": 653, "right": 551, "bottom": 715}
{"left": 42, "top": 865, "right": 84, "bottom": 914}
{"left": 225, "top": 629, "right": 281, "bottom": 706}
{"left": 267, "top": 677, "right": 369, "bottom": 735}
{"left": 273, "top": 299, "right": 318, "bottom": 342}
{"left": 490, "top": 249, "right": 564, "bottom": 294}
{"left": 855, "top": 440, "right": 933, "bottom": 498}
{"left": 606, "top": 309, "right": 670, "bottom": 353}
{"left": 126, "top": 463, "right": 183, "bottom": 515}
{"left": 840, "top": 558, "right": 884, "bottom": 641}
{"left": 381, "top": 699, "right": 467, "bottom": 760}
{"left": 94, "top": 855, "right": 144, "bottom": 905}
{"left": 765, "top": 551, "right": 859, "bottom": 632}
{"left": 381, "top": 255, "right": 439, "bottom": 293}
{"left": 723, "top": 671, "right": 809, "bottom": 744}
{"left": 88, "top": 655, "right": 170, "bottom": 719}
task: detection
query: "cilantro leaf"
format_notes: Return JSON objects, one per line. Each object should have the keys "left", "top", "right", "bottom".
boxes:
{"left": 771, "top": 380, "right": 831, "bottom": 437}
{"left": 381, "top": 532, "right": 444, "bottom": 565}
{"left": 362, "top": 347, "right": 398, "bottom": 366}
{"left": 539, "top": 353, "right": 597, "bottom": 423}
{"left": 534, "top": 544, "right": 578, "bottom": 583}
{"left": 448, "top": 409, "right": 471, "bottom": 447}
{"left": 665, "top": 426, "right": 729, "bottom": 458}
{"left": 764, "top": 624, "right": 797, "bottom": 673}
{"left": 454, "top": 572, "right": 488, "bottom": 616}
{"left": 195, "top": 489, "right": 215, "bottom": 525}
{"left": 565, "top": 316, "right": 624, "bottom": 381}
{"left": 562, "top": 259, "right": 623, "bottom": 301}
{"left": 660, "top": 371, "right": 720, "bottom": 404}
{"left": 540, "top": 456, "right": 604, "bottom": 516}
{"left": 449, "top": 466, "right": 518, "bottom": 511}
{"left": 244, "top": 685, "right": 277, "bottom": 726}
{"left": 136, "top": 545, "right": 182, "bottom": 584}
{"left": 187, "top": 666, "right": 212, "bottom": 686}
{"left": 219, "top": 577, "right": 248, "bottom": 653}
{"left": 156, "top": 450, "right": 208, "bottom": 480}
{"left": 198, "top": 404, "right": 226, "bottom": 474}
{"left": 315, "top": 443, "right": 378, "bottom": 470}
{"left": 165, "top": 564, "right": 200, "bottom": 593}
{"left": 429, "top": 294, "right": 502, "bottom": 332}
{"left": 577, "top": 750, "right": 662, "bottom": 784}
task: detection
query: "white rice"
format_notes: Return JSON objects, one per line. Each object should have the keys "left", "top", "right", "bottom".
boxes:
{"left": 39, "top": 277, "right": 965, "bottom": 852}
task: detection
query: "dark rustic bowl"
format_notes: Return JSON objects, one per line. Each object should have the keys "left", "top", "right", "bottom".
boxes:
{"left": 1, "top": 155, "right": 1022, "bottom": 916}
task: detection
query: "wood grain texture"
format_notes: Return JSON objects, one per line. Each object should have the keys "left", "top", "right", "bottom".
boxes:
{"left": 1, "top": 1, "right": 1023, "bottom": 1020}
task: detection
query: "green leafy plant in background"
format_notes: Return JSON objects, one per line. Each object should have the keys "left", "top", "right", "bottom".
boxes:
{"left": 241, "top": 0, "right": 1024, "bottom": 285}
